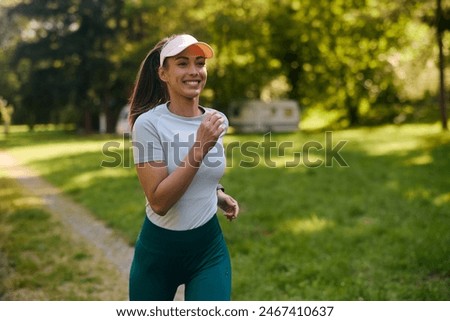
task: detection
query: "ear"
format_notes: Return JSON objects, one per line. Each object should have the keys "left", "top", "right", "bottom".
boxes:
{"left": 158, "top": 66, "right": 168, "bottom": 83}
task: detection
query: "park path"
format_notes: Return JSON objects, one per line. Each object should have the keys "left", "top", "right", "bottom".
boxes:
{"left": 0, "top": 151, "right": 184, "bottom": 300}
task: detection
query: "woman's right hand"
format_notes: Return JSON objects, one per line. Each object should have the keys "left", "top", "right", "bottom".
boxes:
{"left": 194, "top": 112, "right": 225, "bottom": 160}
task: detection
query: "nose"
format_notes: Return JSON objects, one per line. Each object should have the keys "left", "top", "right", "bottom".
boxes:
{"left": 188, "top": 62, "right": 199, "bottom": 75}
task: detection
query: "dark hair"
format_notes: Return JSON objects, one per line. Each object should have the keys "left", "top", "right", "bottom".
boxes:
{"left": 128, "top": 36, "right": 175, "bottom": 128}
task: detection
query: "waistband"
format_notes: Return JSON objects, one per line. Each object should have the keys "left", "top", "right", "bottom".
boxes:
{"left": 137, "top": 214, "right": 223, "bottom": 255}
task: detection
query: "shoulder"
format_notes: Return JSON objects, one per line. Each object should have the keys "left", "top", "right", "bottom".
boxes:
{"left": 134, "top": 104, "right": 167, "bottom": 129}
{"left": 132, "top": 104, "right": 170, "bottom": 140}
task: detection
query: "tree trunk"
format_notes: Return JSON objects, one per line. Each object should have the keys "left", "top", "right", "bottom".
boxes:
{"left": 437, "top": 0, "right": 448, "bottom": 130}
{"left": 346, "top": 96, "right": 359, "bottom": 127}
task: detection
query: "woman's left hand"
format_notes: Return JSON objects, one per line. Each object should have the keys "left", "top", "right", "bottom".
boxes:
{"left": 217, "top": 190, "right": 239, "bottom": 221}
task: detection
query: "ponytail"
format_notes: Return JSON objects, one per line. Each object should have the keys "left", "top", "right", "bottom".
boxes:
{"left": 128, "top": 37, "right": 171, "bottom": 129}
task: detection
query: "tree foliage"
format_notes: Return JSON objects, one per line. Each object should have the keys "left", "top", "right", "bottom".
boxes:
{"left": 5, "top": 0, "right": 124, "bottom": 131}
{"left": 1, "top": 0, "right": 448, "bottom": 131}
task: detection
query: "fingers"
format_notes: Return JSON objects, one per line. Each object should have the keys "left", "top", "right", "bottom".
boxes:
{"left": 225, "top": 209, "right": 238, "bottom": 221}
{"left": 196, "top": 112, "right": 225, "bottom": 157}
{"left": 204, "top": 111, "right": 223, "bottom": 123}
{"left": 223, "top": 197, "right": 239, "bottom": 222}
{"left": 203, "top": 112, "right": 225, "bottom": 136}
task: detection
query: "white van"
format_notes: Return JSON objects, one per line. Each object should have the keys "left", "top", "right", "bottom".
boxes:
{"left": 229, "top": 100, "right": 300, "bottom": 133}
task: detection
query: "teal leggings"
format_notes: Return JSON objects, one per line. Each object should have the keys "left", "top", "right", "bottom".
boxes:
{"left": 129, "top": 215, "right": 231, "bottom": 301}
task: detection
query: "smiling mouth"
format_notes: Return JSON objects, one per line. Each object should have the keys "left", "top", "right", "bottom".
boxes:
{"left": 184, "top": 80, "right": 201, "bottom": 85}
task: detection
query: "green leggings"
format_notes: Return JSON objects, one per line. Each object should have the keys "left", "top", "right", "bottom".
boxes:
{"left": 129, "top": 215, "right": 231, "bottom": 301}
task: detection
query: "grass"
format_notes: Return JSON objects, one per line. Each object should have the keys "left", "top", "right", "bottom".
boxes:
{"left": 0, "top": 175, "right": 128, "bottom": 300}
{"left": 1, "top": 122, "right": 449, "bottom": 300}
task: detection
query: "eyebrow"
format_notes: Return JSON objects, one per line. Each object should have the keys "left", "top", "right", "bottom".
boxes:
{"left": 174, "top": 56, "right": 206, "bottom": 61}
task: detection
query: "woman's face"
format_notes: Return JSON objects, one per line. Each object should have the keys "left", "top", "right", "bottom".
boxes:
{"left": 159, "top": 45, "right": 208, "bottom": 100}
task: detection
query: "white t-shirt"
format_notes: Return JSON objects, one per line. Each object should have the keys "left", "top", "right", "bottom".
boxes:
{"left": 132, "top": 103, "right": 228, "bottom": 231}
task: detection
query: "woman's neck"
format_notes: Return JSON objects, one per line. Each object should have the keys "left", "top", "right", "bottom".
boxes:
{"left": 167, "top": 96, "right": 202, "bottom": 117}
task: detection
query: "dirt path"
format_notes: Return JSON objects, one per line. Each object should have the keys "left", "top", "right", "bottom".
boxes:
{"left": 0, "top": 151, "right": 184, "bottom": 300}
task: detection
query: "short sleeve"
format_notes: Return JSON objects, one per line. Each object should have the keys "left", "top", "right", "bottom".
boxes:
{"left": 132, "top": 116, "right": 165, "bottom": 164}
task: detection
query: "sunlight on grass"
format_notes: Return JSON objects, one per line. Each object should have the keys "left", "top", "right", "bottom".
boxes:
{"left": 301, "top": 107, "right": 347, "bottom": 130}
{"left": 404, "top": 187, "right": 431, "bottom": 201}
{"left": 433, "top": 193, "right": 450, "bottom": 206}
{"left": 404, "top": 153, "right": 433, "bottom": 166}
{"left": 282, "top": 215, "right": 334, "bottom": 234}
{"left": 12, "top": 196, "right": 44, "bottom": 208}
{"left": 69, "top": 169, "right": 131, "bottom": 188}
{"left": 10, "top": 141, "right": 106, "bottom": 164}
{"left": 364, "top": 139, "right": 422, "bottom": 156}
{"left": 0, "top": 124, "right": 76, "bottom": 135}
{"left": 338, "top": 123, "right": 448, "bottom": 157}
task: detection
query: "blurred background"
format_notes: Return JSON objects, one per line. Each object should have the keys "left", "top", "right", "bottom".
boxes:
{"left": 0, "top": 0, "right": 449, "bottom": 132}
{"left": 0, "top": 0, "right": 449, "bottom": 301}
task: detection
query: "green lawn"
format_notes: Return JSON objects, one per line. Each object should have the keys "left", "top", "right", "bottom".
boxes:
{"left": 0, "top": 176, "right": 128, "bottom": 300}
{"left": 1, "top": 123, "right": 449, "bottom": 300}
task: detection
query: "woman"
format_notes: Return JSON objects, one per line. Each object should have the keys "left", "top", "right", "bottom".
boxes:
{"left": 128, "top": 34, "right": 239, "bottom": 301}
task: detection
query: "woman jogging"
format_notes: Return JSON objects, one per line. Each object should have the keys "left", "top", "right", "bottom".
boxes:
{"left": 128, "top": 34, "right": 239, "bottom": 301}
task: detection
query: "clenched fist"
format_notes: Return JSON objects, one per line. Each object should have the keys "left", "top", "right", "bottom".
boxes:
{"left": 194, "top": 111, "right": 225, "bottom": 160}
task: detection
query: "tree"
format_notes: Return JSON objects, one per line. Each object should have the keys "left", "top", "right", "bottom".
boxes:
{"left": 2, "top": 0, "right": 446, "bottom": 130}
{"left": 0, "top": 97, "right": 14, "bottom": 135}
{"left": 418, "top": 0, "right": 450, "bottom": 130}
{"left": 191, "top": 0, "right": 274, "bottom": 110}
{"left": 120, "top": 0, "right": 275, "bottom": 112}
{"left": 0, "top": 2, "right": 21, "bottom": 123}
{"left": 436, "top": 0, "right": 449, "bottom": 130}
{"left": 7, "top": 0, "right": 125, "bottom": 132}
